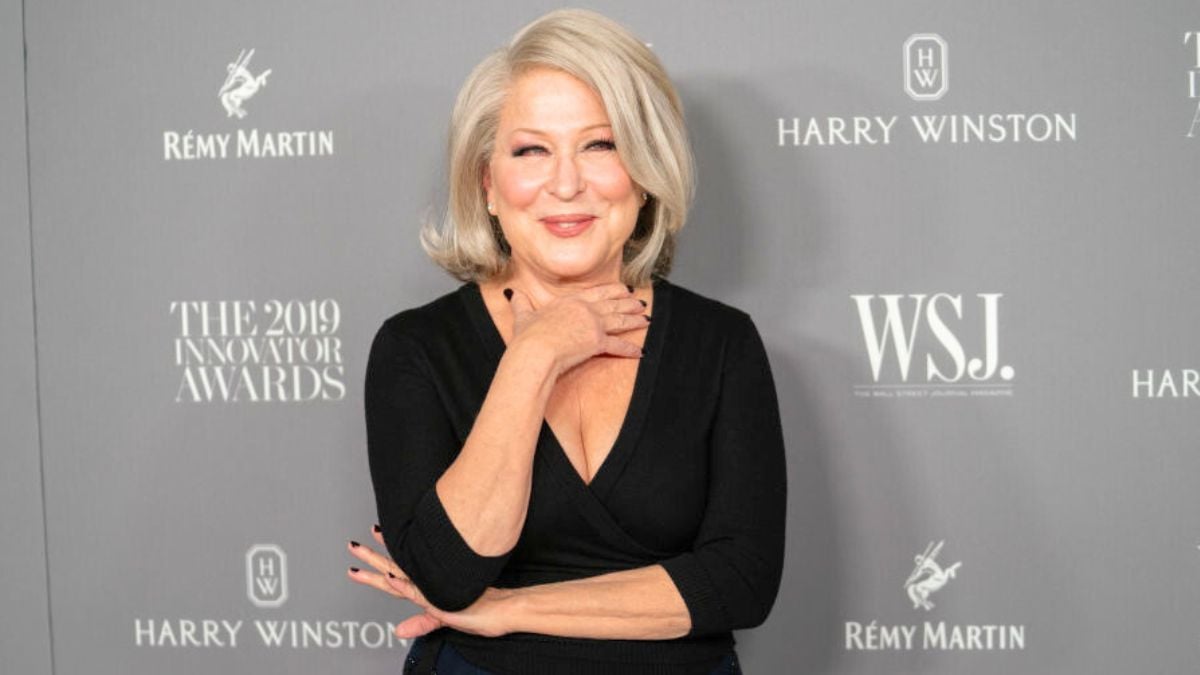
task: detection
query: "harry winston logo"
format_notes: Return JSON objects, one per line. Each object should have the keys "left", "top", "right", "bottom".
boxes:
{"left": 905, "top": 540, "right": 961, "bottom": 611}
{"left": 246, "top": 544, "right": 288, "bottom": 608}
{"left": 905, "top": 34, "right": 948, "bottom": 101}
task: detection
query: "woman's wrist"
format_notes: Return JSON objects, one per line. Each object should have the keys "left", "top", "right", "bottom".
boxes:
{"left": 504, "top": 333, "right": 565, "bottom": 381}
{"left": 489, "top": 586, "right": 528, "bottom": 636}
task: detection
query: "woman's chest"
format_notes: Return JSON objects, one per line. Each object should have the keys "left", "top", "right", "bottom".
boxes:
{"left": 543, "top": 357, "right": 640, "bottom": 486}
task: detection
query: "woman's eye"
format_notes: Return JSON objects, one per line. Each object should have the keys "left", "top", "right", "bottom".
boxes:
{"left": 512, "top": 145, "right": 547, "bottom": 157}
{"left": 586, "top": 139, "right": 616, "bottom": 151}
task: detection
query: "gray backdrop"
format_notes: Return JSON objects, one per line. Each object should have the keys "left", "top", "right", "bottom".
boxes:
{"left": 4, "top": 1, "right": 1199, "bottom": 673}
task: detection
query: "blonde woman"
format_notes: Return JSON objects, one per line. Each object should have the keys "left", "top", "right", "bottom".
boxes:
{"left": 348, "top": 9, "right": 786, "bottom": 674}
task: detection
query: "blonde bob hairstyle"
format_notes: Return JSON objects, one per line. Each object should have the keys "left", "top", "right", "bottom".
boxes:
{"left": 420, "top": 8, "right": 695, "bottom": 287}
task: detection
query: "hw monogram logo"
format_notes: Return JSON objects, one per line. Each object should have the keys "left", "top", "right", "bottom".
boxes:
{"left": 905, "top": 34, "right": 948, "bottom": 101}
{"left": 246, "top": 544, "right": 288, "bottom": 608}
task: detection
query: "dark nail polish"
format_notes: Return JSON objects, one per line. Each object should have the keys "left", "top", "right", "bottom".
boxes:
{"left": 349, "top": 540, "right": 360, "bottom": 548}
{"left": 503, "top": 288, "right": 513, "bottom": 301}
{"left": 638, "top": 299, "right": 647, "bottom": 307}
{"left": 640, "top": 348, "right": 645, "bottom": 356}
{"left": 372, "top": 524, "right": 381, "bottom": 533}
{"left": 626, "top": 284, "right": 634, "bottom": 293}
{"left": 644, "top": 315, "right": 652, "bottom": 322}
{"left": 349, "top": 567, "right": 360, "bottom": 573}
{"left": 388, "top": 572, "right": 397, "bottom": 579}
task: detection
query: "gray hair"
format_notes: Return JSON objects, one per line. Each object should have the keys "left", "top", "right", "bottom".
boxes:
{"left": 420, "top": 8, "right": 695, "bottom": 286}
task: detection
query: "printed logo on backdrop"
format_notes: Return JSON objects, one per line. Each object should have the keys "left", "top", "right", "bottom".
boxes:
{"left": 905, "top": 540, "right": 959, "bottom": 610}
{"left": 778, "top": 34, "right": 1077, "bottom": 147}
{"left": 170, "top": 299, "right": 345, "bottom": 403}
{"left": 220, "top": 49, "right": 272, "bottom": 119}
{"left": 845, "top": 541, "right": 1026, "bottom": 651}
{"left": 134, "top": 545, "right": 406, "bottom": 649}
{"left": 1131, "top": 369, "right": 1200, "bottom": 398}
{"left": 852, "top": 293, "right": 1015, "bottom": 399}
{"left": 1185, "top": 32, "right": 1200, "bottom": 138}
{"left": 247, "top": 544, "right": 288, "bottom": 608}
{"left": 162, "top": 49, "right": 335, "bottom": 160}
{"left": 904, "top": 34, "right": 948, "bottom": 101}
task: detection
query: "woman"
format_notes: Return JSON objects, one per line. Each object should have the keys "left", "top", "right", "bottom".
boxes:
{"left": 348, "top": 9, "right": 786, "bottom": 674}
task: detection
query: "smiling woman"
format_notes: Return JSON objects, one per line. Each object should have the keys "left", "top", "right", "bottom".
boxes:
{"left": 348, "top": 8, "right": 786, "bottom": 675}
{"left": 482, "top": 68, "right": 644, "bottom": 285}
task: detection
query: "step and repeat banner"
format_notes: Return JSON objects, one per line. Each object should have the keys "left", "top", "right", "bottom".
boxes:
{"left": 5, "top": 1, "right": 1200, "bottom": 673}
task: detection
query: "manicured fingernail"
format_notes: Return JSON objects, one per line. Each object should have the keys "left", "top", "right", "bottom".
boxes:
{"left": 640, "top": 347, "right": 645, "bottom": 356}
{"left": 372, "top": 524, "right": 381, "bottom": 533}
{"left": 349, "top": 567, "right": 360, "bottom": 573}
{"left": 644, "top": 315, "right": 652, "bottom": 322}
{"left": 349, "top": 540, "right": 360, "bottom": 548}
{"left": 503, "top": 288, "right": 513, "bottom": 301}
{"left": 638, "top": 299, "right": 647, "bottom": 307}
{"left": 626, "top": 284, "right": 634, "bottom": 293}
{"left": 388, "top": 572, "right": 397, "bottom": 579}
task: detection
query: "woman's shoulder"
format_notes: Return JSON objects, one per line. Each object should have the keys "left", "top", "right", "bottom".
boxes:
{"left": 658, "top": 277, "right": 755, "bottom": 332}
{"left": 373, "top": 282, "right": 475, "bottom": 344}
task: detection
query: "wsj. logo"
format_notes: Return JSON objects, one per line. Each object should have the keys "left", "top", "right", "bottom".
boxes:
{"left": 905, "top": 34, "right": 948, "bottom": 101}
{"left": 1185, "top": 31, "right": 1200, "bottom": 138}
{"left": 220, "top": 49, "right": 272, "bottom": 119}
{"left": 905, "top": 540, "right": 961, "bottom": 611}
{"left": 246, "top": 544, "right": 288, "bottom": 608}
{"left": 852, "top": 293, "right": 1015, "bottom": 396}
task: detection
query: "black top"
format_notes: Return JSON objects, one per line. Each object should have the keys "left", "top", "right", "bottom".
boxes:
{"left": 365, "top": 277, "right": 787, "bottom": 675}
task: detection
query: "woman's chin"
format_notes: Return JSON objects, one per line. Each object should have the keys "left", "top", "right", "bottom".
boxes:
{"left": 527, "top": 256, "right": 618, "bottom": 283}
{"left": 513, "top": 247, "right": 619, "bottom": 281}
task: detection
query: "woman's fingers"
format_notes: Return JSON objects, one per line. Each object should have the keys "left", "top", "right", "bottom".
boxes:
{"left": 346, "top": 566, "right": 406, "bottom": 599}
{"left": 507, "top": 287, "right": 535, "bottom": 318}
{"left": 601, "top": 335, "right": 644, "bottom": 359}
{"left": 597, "top": 297, "right": 647, "bottom": 316}
{"left": 385, "top": 571, "right": 432, "bottom": 609}
{"left": 347, "top": 539, "right": 406, "bottom": 580}
{"left": 393, "top": 612, "right": 444, "bottom": 639}
{"left": 578, "top": 282, "right": 636, "bottom": 303}
{"left": 602, "top": 311, "right": 652, "bottom": 334}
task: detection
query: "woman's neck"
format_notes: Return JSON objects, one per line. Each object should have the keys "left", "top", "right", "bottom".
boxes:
{"left": 498, "top": 264, "right": 623, "bottom": 308}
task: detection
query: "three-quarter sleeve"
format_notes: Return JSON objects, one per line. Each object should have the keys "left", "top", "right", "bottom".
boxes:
{"left": 659, "top": 313, "right": 787, "bottom": 636}
{"left": 364, "top": 319, "right": 511, "bottom": 611}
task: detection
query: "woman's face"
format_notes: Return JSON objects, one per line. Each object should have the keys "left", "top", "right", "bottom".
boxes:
{"left": 483, "top": 67, "right": 642, "bottom": 284}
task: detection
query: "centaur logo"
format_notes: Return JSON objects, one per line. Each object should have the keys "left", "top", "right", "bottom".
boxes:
{"left": 905, "top": 540, "right": 960, "bottom": 611}
{"left": 246, "top": 544, "right": 288, "bottom": 608}
{"left": 220, "top": 49, "right": 271, "bottom": 119}
{"left": 852, "top": 293, "right": 1015, "bottom": 398}
{"left": 843, "top": 540, "right": 1026, "bottom": 652}
{"left": 161, "top": 50, "right": 334, "bottom": 161}
{"left": 1184, "top": 31, "right": 1200, "bottom": 137}
{"left": 905, "top": 34, "right": 948, "bottom": 101}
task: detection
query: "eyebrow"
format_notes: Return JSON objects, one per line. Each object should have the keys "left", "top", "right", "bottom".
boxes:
{"left": 509, "top": 123, "right": 612, "bottom": 136}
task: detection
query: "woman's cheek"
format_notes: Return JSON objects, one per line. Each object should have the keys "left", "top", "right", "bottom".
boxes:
{"left": 498, "top": 171, "right": 544, "bottom": 206}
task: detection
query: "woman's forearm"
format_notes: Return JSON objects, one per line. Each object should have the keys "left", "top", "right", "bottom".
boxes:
{"left": 502, "top": 564, "right": 692, "bottom": 640}
{"left": 435, "top": 338, "right": 558, "bottom": 556}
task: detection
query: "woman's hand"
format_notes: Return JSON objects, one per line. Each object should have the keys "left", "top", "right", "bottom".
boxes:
{"left": 507, "top": 282, "right": 648, "bottom": 375}
{"left": 346, "top": 526, "right": 516, "bottom": 639}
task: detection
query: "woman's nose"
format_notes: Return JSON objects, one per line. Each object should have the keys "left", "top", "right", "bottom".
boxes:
{"left": 548, "top": 154, "right": 584, "bottom": 200}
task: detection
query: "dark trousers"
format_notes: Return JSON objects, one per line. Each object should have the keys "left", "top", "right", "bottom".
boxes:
{"left": 403, "top": 635, "right": 742, "bottom": 674}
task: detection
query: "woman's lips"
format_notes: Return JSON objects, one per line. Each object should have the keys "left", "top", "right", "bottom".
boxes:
{"left": 541, "top": 214, "right": 596, "bottom": 238}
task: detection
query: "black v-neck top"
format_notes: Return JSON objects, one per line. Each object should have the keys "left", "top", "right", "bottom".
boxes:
{"left": 365, "top": 277, "right": 787, "bottom": 675}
